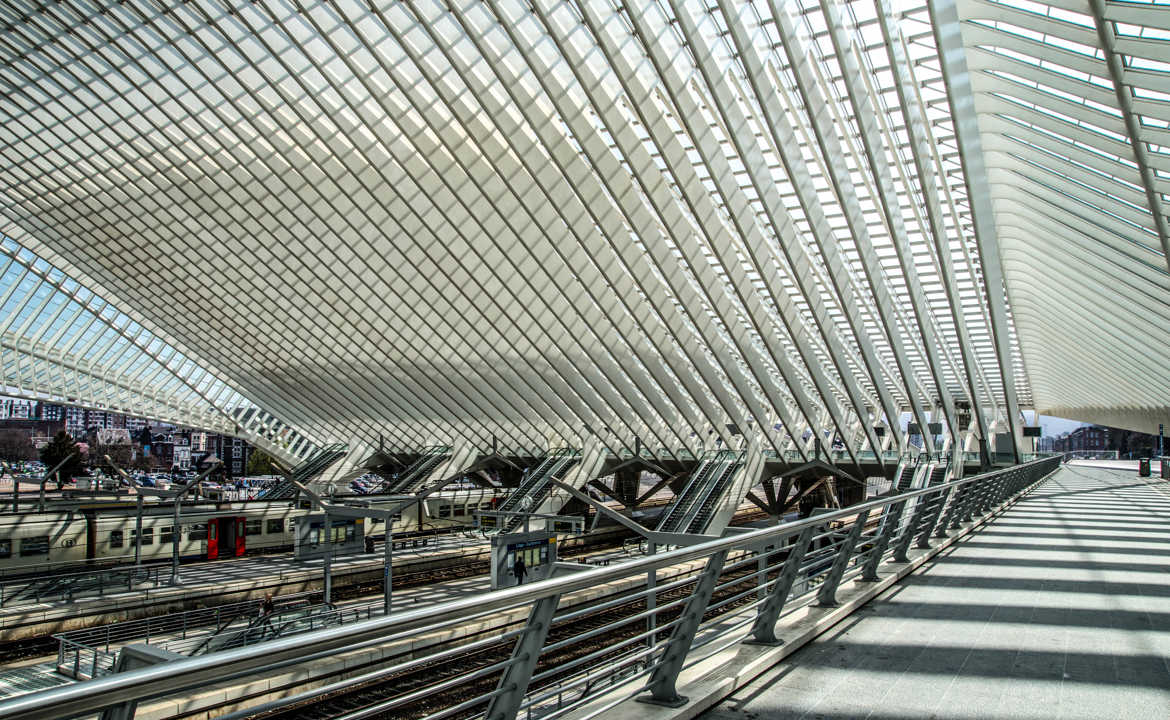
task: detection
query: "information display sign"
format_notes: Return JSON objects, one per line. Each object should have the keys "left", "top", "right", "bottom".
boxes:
{"left": 490, "top": 530, "right": 557, "bottom": 589}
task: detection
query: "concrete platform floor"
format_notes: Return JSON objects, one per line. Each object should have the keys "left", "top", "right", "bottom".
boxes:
{"left": 702, "top": 466, "right": 1170, "bottom": 720}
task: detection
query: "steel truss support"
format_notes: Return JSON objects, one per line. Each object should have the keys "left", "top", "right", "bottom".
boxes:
{"left": 484, "top": 594, "right": 562, "bottom": 720}
{"left": 1087, "top": 0, "right": 1170, "bottom": 274}
{"left": 748, "top": 526, "right": 816, "bottom": 645}
{"left": 859, "top": 500, "right": 904, "bottom": 582}
{"left": 639, "top": 549, "right": 728, "bottom": 707}
{"left": 816, "top": 509, "right": 871, "bottom": 607}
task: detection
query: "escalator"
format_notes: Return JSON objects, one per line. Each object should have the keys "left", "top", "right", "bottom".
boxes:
{"left": 656, "top": 450, "right": 742, "bottom": 534}
{"left": 496, "top": 449, "right": 581, "bottom": 533}
{"left": 377, "top": 446, "right": 451, "bottom": 494}
{"left": 907, "top": 456, "right": 952, "bottom": 537}
{"left": 893, "top": 453, "right": 926, "bottom": 492}
{"left": 260, "top": 444, "right": 348, "bottom": 500}
{"left": 683, "top": 456, "right": 745, "bottom": 534}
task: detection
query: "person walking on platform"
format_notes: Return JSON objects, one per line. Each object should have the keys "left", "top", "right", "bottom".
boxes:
{"left": 256, "top": 593, "right": 277, "bottom": 636}
{"left": 513, "top": 556, "right": 527, "bottom": 585}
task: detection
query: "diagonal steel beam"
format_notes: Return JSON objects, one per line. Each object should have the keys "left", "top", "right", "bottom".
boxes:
{"left": 1087, "top": 0, "right": 1170, "bottom": 275}
{"left": 929, "top": 0, "right": 1023, "bottom": 462}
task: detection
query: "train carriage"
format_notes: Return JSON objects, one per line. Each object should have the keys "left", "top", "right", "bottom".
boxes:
{"left": 0, "top": 488, "right": 504, "bottom": 572}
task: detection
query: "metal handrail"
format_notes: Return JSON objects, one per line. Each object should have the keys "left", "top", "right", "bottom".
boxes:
{"left": 0, "top": 456, "right": 1059, "bottom": 720}
{"left": 0, "top": 564, "right": 161, "bottom": 608}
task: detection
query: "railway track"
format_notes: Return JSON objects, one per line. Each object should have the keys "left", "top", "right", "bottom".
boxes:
{"left": 246, "top": 558, "right": 766, "bottom": 720}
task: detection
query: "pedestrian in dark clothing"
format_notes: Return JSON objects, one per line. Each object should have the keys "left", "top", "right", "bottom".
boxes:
{"left": 260, "top": 593, "right": 275, "bottom": 617}
{"left": 513, "top": 557, "right": 528, "bottom": 585}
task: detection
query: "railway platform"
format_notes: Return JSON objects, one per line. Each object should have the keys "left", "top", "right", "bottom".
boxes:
{"left": 0, "top": 523, "right": 639, "bottom": 640}
{"left": 685, "top": 465, "right": 1170, "bottom": 720}
{"left": 0, "top": 533, "right": 491, "bottom": 640}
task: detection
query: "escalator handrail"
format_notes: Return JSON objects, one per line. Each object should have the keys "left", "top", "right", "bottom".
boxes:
{"left": 684, "top": 458, "right": 744, "bottom": 534}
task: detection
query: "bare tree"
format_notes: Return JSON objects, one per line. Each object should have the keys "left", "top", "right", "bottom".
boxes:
{"left": 0, "top": 429, "right": 36, "bottom": 462}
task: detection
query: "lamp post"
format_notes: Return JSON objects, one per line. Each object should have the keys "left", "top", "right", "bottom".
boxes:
{"left": 323, "top": 513, "right": 332, "bottom": 605}
{"left": 383, "top": 510, "right": 393, "bottom": 615}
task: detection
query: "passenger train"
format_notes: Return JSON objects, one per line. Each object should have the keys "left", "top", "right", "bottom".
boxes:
{"left": 0, "top": 489, "right": 502, "bottom": 571}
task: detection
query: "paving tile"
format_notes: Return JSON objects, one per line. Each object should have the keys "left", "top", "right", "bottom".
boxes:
{"left": 702, "top": 468, "right": 1170, "bottom": 720}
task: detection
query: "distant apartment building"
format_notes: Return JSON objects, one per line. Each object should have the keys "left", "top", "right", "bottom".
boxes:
{"left": 1054, "top": 426, "right": 1109, "bottom": 452}
{"left": 1, "top": 395, "right": 255, "bottom": 473}
{"left": 64, "top": 406, "right": 86, "bottom": 436}
{"left": 0, "top": 397, "right": 35, "bottom": 420}
{"left": 37, "top": 403, "right": 64, "bottom": 421}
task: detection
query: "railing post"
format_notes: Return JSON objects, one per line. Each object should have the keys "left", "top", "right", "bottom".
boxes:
{"left": 859, "top": 501, "right": 902, "bottom": 582}
{"left": 323, "top": 514, "right": 333, "bottom": 605}
{"left": 892, "top": 497, "right": 932, "bottom": 563}
{"left": 916, "top": 488, "right": 952, "bottom": 549}
{"left": 384, "top": 511, "right": 393, "bottom": 615}
{"left": 958, "top": 476, "right": 983, "bottom": 524}
{"left": 988, "top": 472, "right": 1010, "bottom": 509}
{"left": 483, "top": 593, "right": 561, "bottom": 720}
{"left": 970, "top": 476, "right": 994, "bottom": 517}
{"left": 638, "top": 549, "right": 728, "bottom": 707}
{"left": 747, "top": 526, "right": 814, "bottom": 645}
{"left": 646, "top": 542, "right": 657, "bottom": 655}
{"left": 816, "top": 510, "right": 869, "bottom": 607}
{"left": 938, "top": 484, "right": 967, "bottom": 536}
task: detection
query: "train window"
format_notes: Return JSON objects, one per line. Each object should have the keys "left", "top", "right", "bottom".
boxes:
{"left": 188, "top": 523, "right": 207, "bottom": 541}
{"left": 438, "top": 504, "right": 451, "bottom": 518}
{"left": 246, "top": 519, "right": 263, "bottom": 536}
{"left": 131, "top": 528, "right": 154, "bottom": 546}
{"left": 266, "top": 519, "right": 284, "bottom": 534}
{"left": 160, "top": 527, "right": 174, "bottom": 544}
{"left": 0, "top": 539, "right": 10, "bottom": 559}
{"left": 20, "top": 536, "right": 49, "bottom": 556}
{"left": 110, "top": 530, "right": 124, "bottom": 549}
{"left": 345, "top": 525, "right": 357, "bottom": 543}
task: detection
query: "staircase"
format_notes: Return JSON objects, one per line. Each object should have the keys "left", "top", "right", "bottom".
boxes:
{"left": 191, "top": 602, "right": 334, "bottom": 655}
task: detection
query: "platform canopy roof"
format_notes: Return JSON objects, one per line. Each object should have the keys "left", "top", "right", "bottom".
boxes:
{"left": 0, "top": 0, "right": 1167, "bottom": 466}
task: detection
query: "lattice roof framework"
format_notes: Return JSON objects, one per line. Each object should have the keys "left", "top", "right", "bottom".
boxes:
{"left": 0, "top": 0, "right": 1165, "bottom": 466}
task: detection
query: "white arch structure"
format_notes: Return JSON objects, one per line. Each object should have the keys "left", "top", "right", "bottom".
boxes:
{"left": 0, "top": 0, "right": 1165, "bottom": 469}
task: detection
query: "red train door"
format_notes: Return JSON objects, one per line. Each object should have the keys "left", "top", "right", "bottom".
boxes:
{"left": 236, "top": 517, "right": 246, "bottom": 557}
{"left": 207, "top": 520, "right": 218, "bottom": 560}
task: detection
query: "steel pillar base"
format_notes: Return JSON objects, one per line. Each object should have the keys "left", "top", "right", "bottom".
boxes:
{"left": 637, "top": 694, "right": 689, "bottom": 708}
{"left": 743, "top": 638, "right": 785, "bottom": 647}
{"left": 855, "top": 576, "right": 881, "bottom": 583}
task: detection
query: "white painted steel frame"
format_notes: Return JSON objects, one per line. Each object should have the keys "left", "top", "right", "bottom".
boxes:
{"left": 2, "top": 0, "right": 1164, "bottom": 456}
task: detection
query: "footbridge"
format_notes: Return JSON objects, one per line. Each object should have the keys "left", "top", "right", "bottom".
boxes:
{"left": 8, "top": 457, "right": 1163, "bottom": 720}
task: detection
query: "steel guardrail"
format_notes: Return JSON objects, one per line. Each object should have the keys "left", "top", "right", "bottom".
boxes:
{"left": 0, "top": 456, "right": 1060, "bottom": 720}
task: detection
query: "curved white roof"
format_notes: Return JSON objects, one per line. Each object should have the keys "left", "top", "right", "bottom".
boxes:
{"left": 0, "top": 0, "right": 1165, "bottom": 464}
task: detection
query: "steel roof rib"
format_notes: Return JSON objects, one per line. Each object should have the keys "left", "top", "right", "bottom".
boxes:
{"left": 1088, "top": 0, "right": 1170, "bottom": 273}
{"left": 0, "top": 0, "right": 1166, "bottom": 457}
